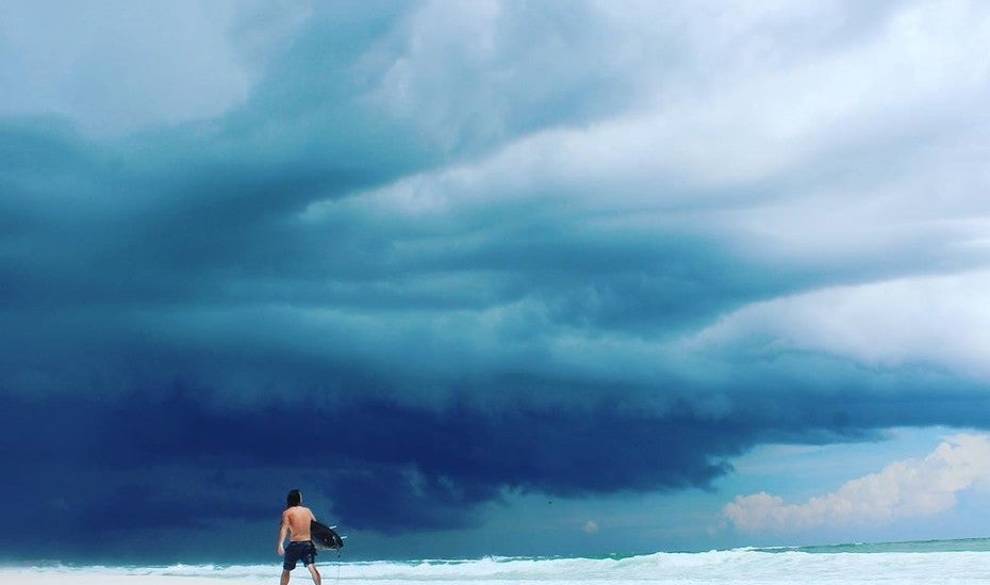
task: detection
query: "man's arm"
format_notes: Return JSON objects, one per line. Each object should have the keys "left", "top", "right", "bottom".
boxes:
{"left": 276, "top": 512, "right": 289, "bottom": 556}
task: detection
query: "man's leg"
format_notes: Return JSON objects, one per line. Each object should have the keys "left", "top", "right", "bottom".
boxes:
{"left": 307, "top": 564, "right": 322, "bottom": 585}
{"left": 280, "top": 569, "right": 291, "bottom": 585}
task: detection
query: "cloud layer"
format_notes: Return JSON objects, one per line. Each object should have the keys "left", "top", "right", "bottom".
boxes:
{"left": 2, "top": 0, "right": 990, "bottom": 560}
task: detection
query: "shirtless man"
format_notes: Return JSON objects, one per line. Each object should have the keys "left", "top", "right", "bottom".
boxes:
{"left": 277, "top": 489, "right": 321, "bottom": 585}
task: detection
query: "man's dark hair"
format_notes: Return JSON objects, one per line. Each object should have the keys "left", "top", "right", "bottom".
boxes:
{"left": 286, "top": 489, "right": 302, "bottom": 508}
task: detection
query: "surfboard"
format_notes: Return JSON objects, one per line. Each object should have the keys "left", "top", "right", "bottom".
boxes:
{"left": 311, "top": 520, "right": 345, "bottom": 550}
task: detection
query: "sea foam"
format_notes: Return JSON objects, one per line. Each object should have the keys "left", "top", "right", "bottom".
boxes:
{"left": 3, "top": 548, "right": 990, "bottom": 584}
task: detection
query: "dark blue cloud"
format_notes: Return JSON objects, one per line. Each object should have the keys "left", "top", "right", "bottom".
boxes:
{"left": 4, "top": 358, "right": 990, "bottom": 562}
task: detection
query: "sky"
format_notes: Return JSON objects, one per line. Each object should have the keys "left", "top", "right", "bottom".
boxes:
{"left": 2, "top": 0, "right": 990, "bottom": 564}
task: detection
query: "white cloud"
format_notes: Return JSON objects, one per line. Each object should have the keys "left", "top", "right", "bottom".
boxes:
{"left": 724, "top": 434, "right": 990, "bottom": 532}
{"left": 688, "top": 269, "right": 990, "bottom": 380}
{"left": 0, "top": 0, "right": 307, "bottom": 136}
{"left": 330, "top": 0, "right": 990, "bottom": 276}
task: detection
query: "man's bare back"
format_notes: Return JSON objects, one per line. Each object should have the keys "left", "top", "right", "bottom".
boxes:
{"left": 282, "top": 506, "right": 315, "bottom": 542}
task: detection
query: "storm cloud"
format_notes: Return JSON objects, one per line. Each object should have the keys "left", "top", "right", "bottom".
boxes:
{"left": 2, "top": 0, "right": 990, "bottom": 561}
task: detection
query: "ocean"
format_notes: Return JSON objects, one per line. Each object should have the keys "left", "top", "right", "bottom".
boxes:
{"left": 4, "top": 538, "right": 990, "bottom": 584}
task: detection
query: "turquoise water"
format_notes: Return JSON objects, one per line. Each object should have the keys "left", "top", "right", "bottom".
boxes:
{"left": 6, "top": 541, "right": 990, "bottom": 584}
{"left": 6, "top": 538, "right": 990, "bottom": 584}
{"left": 753, "top": 536, "right": 990, "bottom": 554}
{"left": 7, "top": 536, "right": 990, "bottom": 569}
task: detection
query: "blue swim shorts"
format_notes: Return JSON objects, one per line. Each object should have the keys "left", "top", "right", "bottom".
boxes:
{"left": 283, "top": 540, "right": 317, "bottom": 571}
